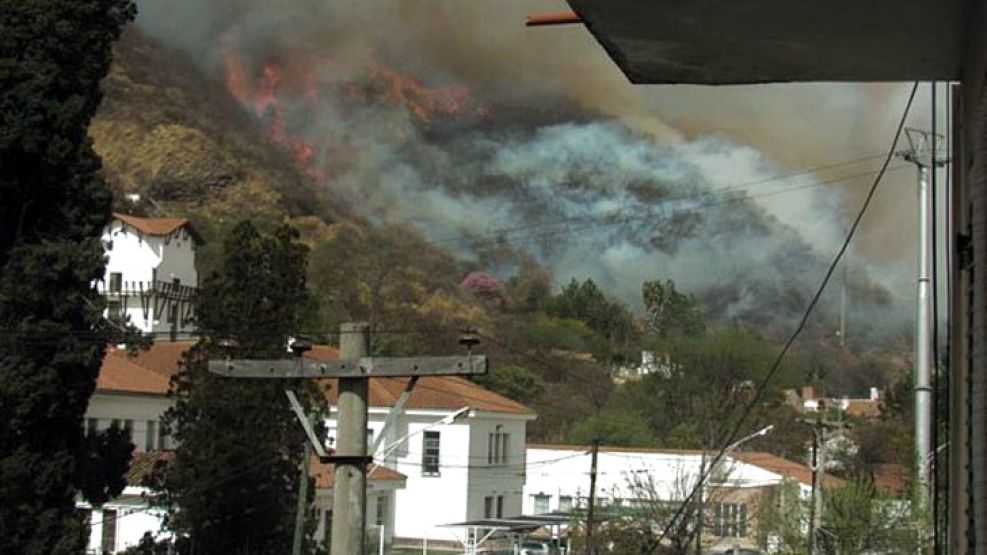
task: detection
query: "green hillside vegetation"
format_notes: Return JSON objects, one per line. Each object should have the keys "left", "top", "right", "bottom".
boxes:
{"left": 92, "top": 28, "right": 914, "bottom": 473}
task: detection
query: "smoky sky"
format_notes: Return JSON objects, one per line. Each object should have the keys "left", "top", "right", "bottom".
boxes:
{"left": 130, "top": 0, "right": 944, "bottom": 345}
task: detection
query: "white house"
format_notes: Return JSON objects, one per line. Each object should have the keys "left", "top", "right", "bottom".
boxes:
{"left": 97, "top": 213, "right": 200, "bottom": 339}
{"left": 311, "top": 348, "right": 538, "bottom": 551}
{"left": 524, "top": 444, "right": 842, "bottom": 552}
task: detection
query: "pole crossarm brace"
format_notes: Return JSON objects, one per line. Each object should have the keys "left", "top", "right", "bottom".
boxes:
{"left": 208, "top": 355, "right": 488, "bottom": 378}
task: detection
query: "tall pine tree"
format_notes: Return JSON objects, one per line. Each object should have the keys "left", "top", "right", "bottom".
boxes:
{"left": 159, "top": 222, "right": 320, "bottom": 554}
{"left": 0, "top": 1, "right": 135, "bottom": 553}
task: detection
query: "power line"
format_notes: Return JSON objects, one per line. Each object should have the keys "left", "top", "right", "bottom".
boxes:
{"left": 645, "top": 82, "right": 921, "bottom": 552}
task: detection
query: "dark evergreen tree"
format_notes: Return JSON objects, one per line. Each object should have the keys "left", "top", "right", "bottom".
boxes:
{"left": 157, "top": 222, "right": 320, "bottom": 554}
{"left": 0, "top": 1, "right": 135, "bottom": 553}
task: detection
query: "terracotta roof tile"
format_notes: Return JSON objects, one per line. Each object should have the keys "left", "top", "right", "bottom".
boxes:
{"left": 731, "top": 451, "right": 844, "bottom": 488}
{"left": 97, "top": 342, "right": 193, "bottom": 395}
{"left": 113, "top": 212, "right": 190, "bottom": 236}
{"left": 98, "top": 343, "right": 531, "bottom": 415}
{"left": 309, "top": 455, "right": 405, "bottom": 489}
{"left": 306, "top": 349, "right": 534, "bottom": 415}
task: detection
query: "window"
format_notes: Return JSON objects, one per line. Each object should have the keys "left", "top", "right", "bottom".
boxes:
{"left": 146, "top": 421, "right": 157, "bottom": 451}
{"left": 323, "top": 509, "right": 333, "bottom": 546}
{"left": 367, "top": 428, "right": 375, "bottom": 452}
{"left": 484, "top": 496, "right": 494, "bottom": 518}
{"left": 713, "top": 503, "right": 748, "bottom": 538}
{"left": 158, "top": 424, "right": 169, "bottom": 450}
{"left": 558, "top": 496, "right": 573, "bottom": 513}
{"left": 108, "top": 272, "right": 122, "bottom": 293}
{"left": 496, "top": 495, "right": 504, "bottom": 518}
{"left": 488, "top": 427, "right": 509, "bottom": 465}
{"left": 101, "top": 509, "right": 117, "bottom": 551}
{"left": 422, "top": 431, "right": 440, "bottom": 475}
{"left": 375, "top": 495, "right": 387, "bottom": 526}
{"left": 533, "top": 494, "right": 550, "bottom": 514}
{"left": 86, "top": 418, "right": 98, "bottom": 436}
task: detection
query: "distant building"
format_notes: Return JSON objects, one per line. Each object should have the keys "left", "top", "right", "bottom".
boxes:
{"left": 524, "top": 444, "right": 842, "bottom": 552}
{"left": 97, "top": 213, "right": 201, "bottom": 340}
{"left": 612, "top": 350, "right": 671, "bottom": 383}
{"left": 786, "top": 385, "right": 883, "bottom": 418}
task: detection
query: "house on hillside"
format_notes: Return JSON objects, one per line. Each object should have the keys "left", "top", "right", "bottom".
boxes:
{"left": 309, "top": 347, "right": 538, "bottom": 551}
{"left": 97, "top": 213, "right": 201, "bottom": 340}
{"left": 524, "top": 444, "right": 842, "bottom": 552}
{"left": 785, "top": 385, "right": 884, "bottom": 419}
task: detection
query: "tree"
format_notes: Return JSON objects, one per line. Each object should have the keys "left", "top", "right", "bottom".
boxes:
{"left": 642, "top": 279, "right": 705, "bottom": 339}
{"left": 156, "top": 222, "right": 320, "bottom": 554}
{"left": 548, "top": 279, "right": 637, "bottom": 364}
{"left": 473, "top": 365, "right": 545, "bottom": 406}
{"left": 0, "top": 1, "right": 135, "bottom": 553}
{"left": 567, "top": 409, "right": 655, "bottom": 447}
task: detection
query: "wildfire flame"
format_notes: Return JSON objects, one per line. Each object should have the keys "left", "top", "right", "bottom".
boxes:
{"left": 220, "top": 35, "right": 485, "bottom": 181}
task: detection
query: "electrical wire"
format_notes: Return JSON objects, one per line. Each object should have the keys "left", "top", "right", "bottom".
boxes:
{"left": 645, "top": 82, "right": 921, "bottom": 553}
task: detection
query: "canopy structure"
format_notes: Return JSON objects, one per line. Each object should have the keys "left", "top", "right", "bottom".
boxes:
{"left": 441, "top": 513, "right": 574, "bottom": 554}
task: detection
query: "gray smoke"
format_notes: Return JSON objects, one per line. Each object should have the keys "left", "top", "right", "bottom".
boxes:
{"left": 131, "top": 0, "right": 925, "bottom": 345}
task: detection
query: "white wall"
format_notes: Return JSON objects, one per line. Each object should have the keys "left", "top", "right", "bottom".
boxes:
{"left": 81, "top": 488, "right": 171, "bottom": 554}
{"left": 326, "top": 407, "right": 532, "bottom": 546}
{"left": 99, "top": 219, "right": 197, "bottom": 336}
{"left": 85, "top": 392, "right": 175, "bottom": 451}
{"left": 524, "top": 447, "right": 790, "bottom": 515}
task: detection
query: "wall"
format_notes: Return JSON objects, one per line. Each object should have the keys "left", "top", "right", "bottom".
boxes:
{"left": 466, "top": 413, "right": 528, "bottom": 521}
{"left": 81, "top": 488, "right": 170, "bottom": 554}
{"left": 85, "top": 392, "right": 175, "bottom": 451}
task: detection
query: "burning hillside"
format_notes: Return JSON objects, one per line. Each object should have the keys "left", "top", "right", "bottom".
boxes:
{"left": 101, "top": 2, "right": 914, "bottom": 347}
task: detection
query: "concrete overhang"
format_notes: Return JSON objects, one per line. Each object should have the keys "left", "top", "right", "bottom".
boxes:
{"left": 564, "top": 0, "right": 973, "bottom": 84}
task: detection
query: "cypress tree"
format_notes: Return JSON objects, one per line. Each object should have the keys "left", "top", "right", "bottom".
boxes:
{"left": 159, "top": 222, "right": 319, "bottom": 554}
{"left": 0, "top": 1, "right": 135, "bottom": 553}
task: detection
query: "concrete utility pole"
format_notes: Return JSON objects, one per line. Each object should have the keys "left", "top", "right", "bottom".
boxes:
{"left": 291, "top": 413, "right": 314, "bottom": 555}
{"left": 799, "top": 414, "right": 849, "bottom": 554}
{"left": 586, "top": 439, "right": 600, "bottom": 555}
{"left": 208, "top": 323, "right": 488, "bottom": 555}
{"left": 331, "top": 322, "right": 369, "bottom": 555}
{"left": 897, "top": 128, "right": 947, "bottom": 503}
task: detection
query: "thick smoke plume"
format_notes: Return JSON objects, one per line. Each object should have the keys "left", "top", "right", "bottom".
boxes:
{"left": 132, "top": 0, "right": 921, "bottom": 345}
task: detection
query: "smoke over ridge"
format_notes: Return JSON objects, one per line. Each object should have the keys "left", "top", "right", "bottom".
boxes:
{"left": 131, "top": 0, "right": 919, "bottom": 344}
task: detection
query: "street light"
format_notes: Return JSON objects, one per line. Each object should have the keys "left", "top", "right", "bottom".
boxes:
{"left": 695, "top": 424, "right": 775, "bottom": 554}
{"left": 368, "top": 406, "right": 472, "bottom": 476}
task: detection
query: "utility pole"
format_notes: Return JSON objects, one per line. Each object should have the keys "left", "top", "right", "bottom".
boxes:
{"left": 586, "top": 439, "right": 600, "bottom": 555}
{"left": 799, "top": 414, "right": 849, "bottom": 554}
{"left": 897, "top": 128, "right": 947, "bottom": 503}
{"left": 208, "top": 323, "right": 488, "bottom": 555}
{"left": 331, "top": 322, "right": 370, "bottom": 555}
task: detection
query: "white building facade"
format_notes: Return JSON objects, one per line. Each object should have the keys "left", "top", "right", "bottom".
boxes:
{"left": 321, "top": 374, "right": 537, "bottom": 550}
{"left": 524, "top": 445, "right": 828, "bottom": 551}
{"left": 97, "top": 213, "right": 200, "bottom": 339}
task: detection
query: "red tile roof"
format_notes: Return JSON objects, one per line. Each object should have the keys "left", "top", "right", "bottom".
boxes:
{"left": 113, "top": 213, "right": 201, "bottom": 242}
{"left": 309, "top": 455, "right": 405, "bottom": 488}
{"left": 307, "top": 348, "right": 534, "bottom": 415}
{"left": 731, "top": 451, "right": 844, "bottom": 488}
{"left": 97, "top": 342, "right": 532, "bottom": 415}
{"left": 125, "top": 450, "right": 403, "bottom": 489}
{"left": 97, "top": 342, "right": 193, "bottom": 395}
